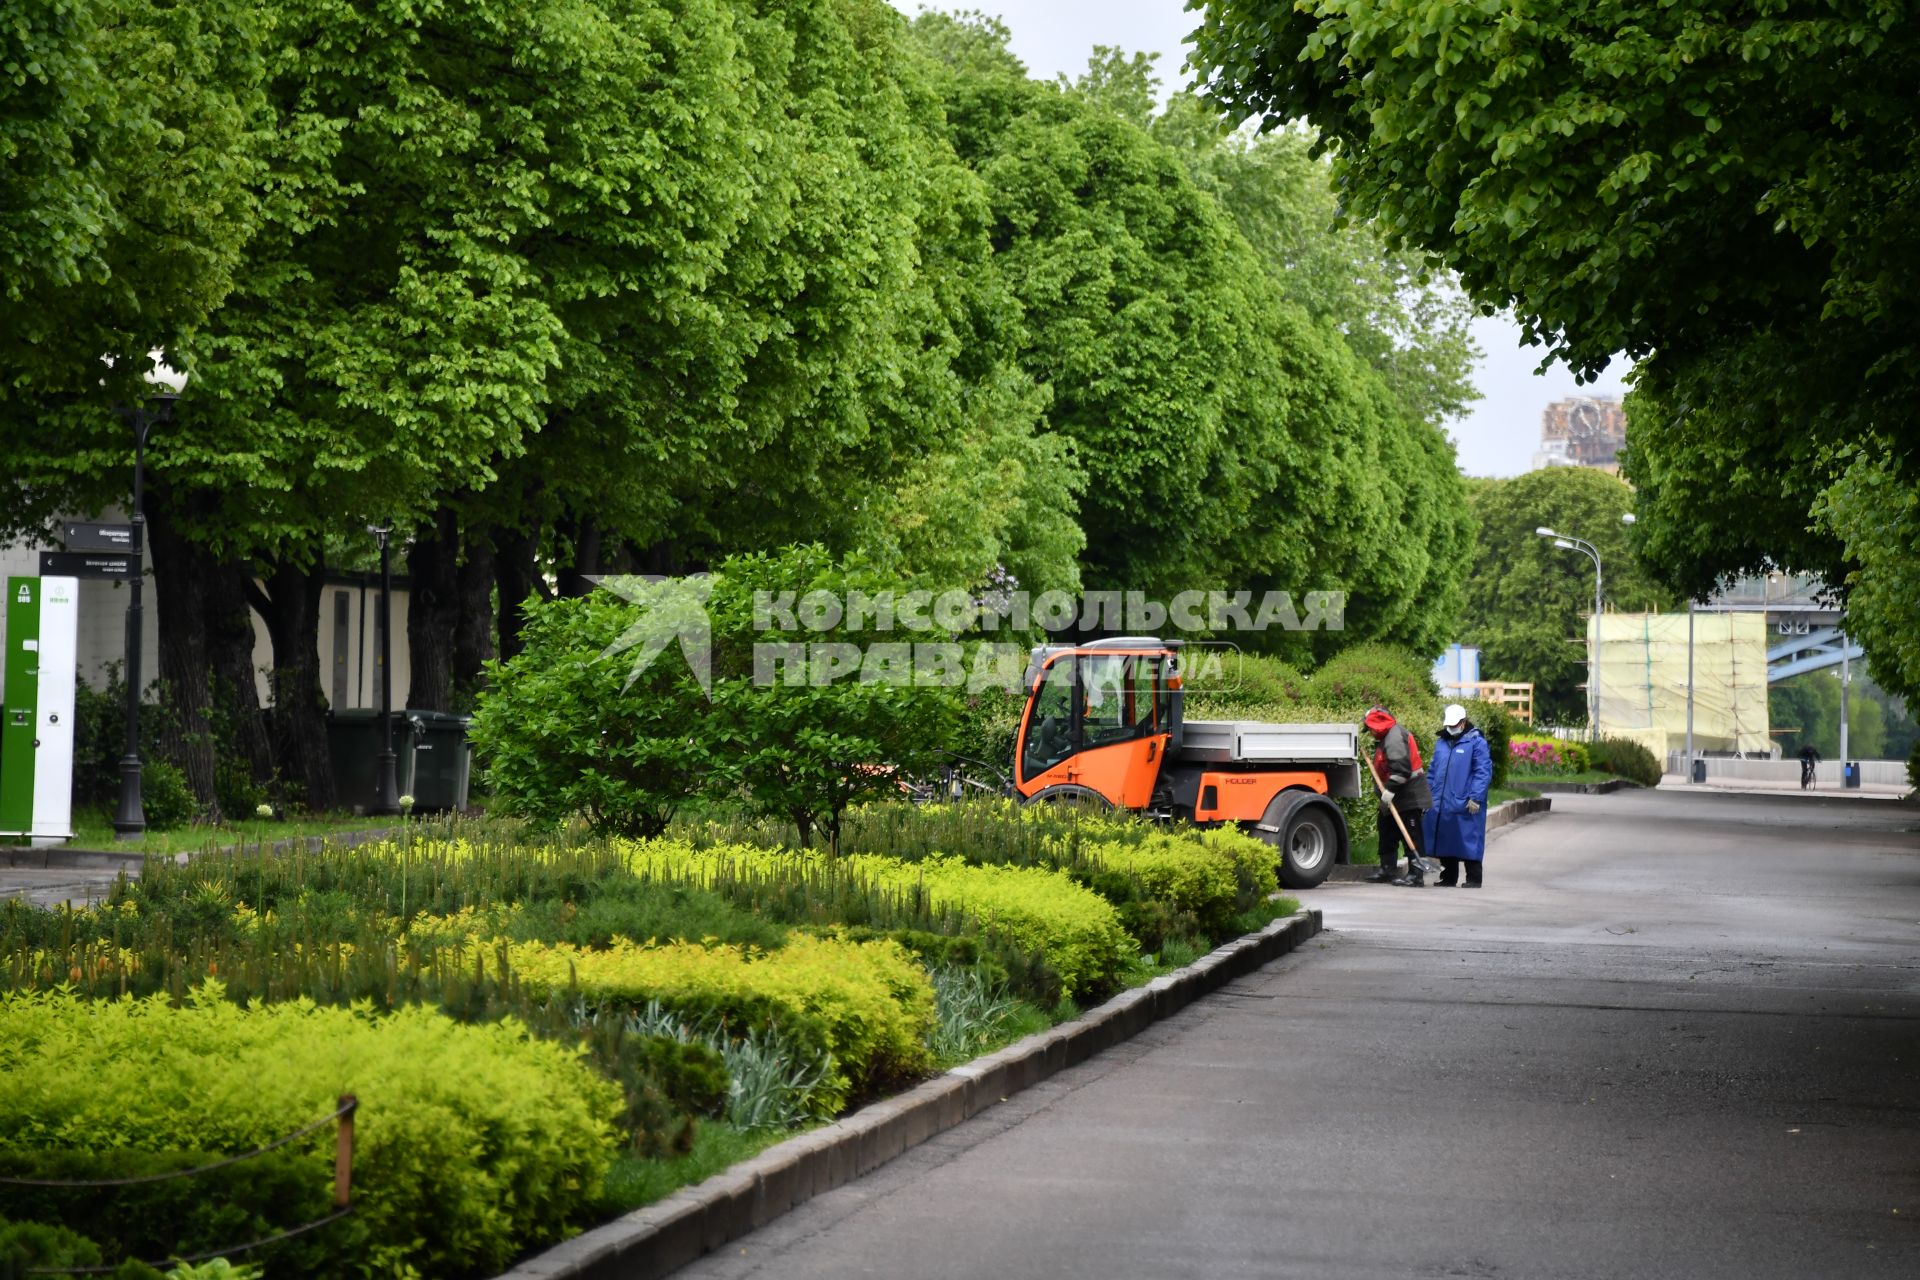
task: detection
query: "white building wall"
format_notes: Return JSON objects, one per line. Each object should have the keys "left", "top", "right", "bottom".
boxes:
{"left": 1, "top": 528, "right": 411, "bottom": 712}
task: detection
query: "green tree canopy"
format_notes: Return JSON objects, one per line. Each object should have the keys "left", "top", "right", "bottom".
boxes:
{"left": 1, "top": 0, "right": 267, "bottom": 405}
{"left": 908, "top": 12, "right": 1473, "bottom": 659}
{"left": 1188, "top": 0, "right": 1920, "bottom": 701}
{"left": 1770, "top": 673, "right": 1885, "bottom": 762}
{"left": 1460, "top": 468, "right": 1677, "bottom": 725}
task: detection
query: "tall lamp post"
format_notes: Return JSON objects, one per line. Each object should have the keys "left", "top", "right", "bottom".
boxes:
{"left": 368, "top": 524, "right": 401, "bottom": 815}
{"left": 112, "top": 361, "right": 187, "bottom": 839}
{"left": 1534, "top": 515, "right": 1635, "bottom": 744}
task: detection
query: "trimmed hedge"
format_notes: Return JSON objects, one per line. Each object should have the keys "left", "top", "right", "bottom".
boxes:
{"left": 842, "top": 853, "right": 1132, "bottom": 999}
{"left": 499, "top": 932, "right": 935, "bottom": 1115}
{"left": 1588, "top": 736, "right": 1663, "bottom": 787}
{"left": 0, "top": 985, "right": 622, "bottom": 1279}
{"left": 619, "top": 838, "right": 1132, "bottom": 999}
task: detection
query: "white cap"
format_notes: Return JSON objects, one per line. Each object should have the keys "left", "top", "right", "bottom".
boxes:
{"left": 1443, "top": 703, "right": 1468, "bottom": 727}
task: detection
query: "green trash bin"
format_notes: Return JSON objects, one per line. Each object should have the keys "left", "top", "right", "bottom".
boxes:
{"left": 401, "top": 710, "right": 472, "bottom": 813}
{"left": 326, "top": 709, "right": 403, "bottom": 814}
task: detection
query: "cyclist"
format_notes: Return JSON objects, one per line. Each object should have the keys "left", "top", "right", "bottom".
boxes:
{"left": 1797, "top": 743, "right": 1820, "bottom": 790}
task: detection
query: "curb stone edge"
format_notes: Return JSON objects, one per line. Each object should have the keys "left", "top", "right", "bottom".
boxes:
{"left": 494, "top": 908, "right": 1326, "bottom": 1280}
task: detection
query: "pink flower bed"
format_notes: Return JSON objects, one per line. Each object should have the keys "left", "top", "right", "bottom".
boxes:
{"left": 1510, "top": 738, "right": 1569, "bottom": 772}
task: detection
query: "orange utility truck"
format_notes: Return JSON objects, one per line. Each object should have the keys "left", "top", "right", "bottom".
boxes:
{"left": 1013, "top": 637, "right": 1360, "bottom": 888}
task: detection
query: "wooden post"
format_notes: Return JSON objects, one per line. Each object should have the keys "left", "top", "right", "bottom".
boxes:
{"left": 334, "top": 1095, "right": 358, "bottom": 1209}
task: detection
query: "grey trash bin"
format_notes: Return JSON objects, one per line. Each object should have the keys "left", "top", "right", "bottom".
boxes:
{"left": 1843, "top": 761, "right": 1861, "bottom": 790}
{"left": 1690, "top": 758, "right": 1706, "bottom": 784}
{"left": 401, "top": 711, "right": 473, "bottom": 813}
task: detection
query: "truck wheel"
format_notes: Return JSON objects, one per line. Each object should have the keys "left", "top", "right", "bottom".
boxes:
{"left": 1023, "top": 784, "right": 1113, "bottom": 813}
{"left": 1277, "top": 806, "right": 1338, "bottom": 889}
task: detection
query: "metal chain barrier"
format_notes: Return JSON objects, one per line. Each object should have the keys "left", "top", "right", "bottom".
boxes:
{"left": 8, "top": 1095, "right": 358, "bottom": 1276}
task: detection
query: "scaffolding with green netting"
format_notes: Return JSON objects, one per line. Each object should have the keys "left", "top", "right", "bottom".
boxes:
{"left": 1586, "top": 611, "right": 1773, "bottom": 757}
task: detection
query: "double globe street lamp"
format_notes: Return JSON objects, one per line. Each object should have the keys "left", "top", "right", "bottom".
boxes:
{"left": 1532, "top": 513, "right": 1635, "bottom": 744}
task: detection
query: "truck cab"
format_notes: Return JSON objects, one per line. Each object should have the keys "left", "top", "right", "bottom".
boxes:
{"left": 1013, "top": 637, "right": 1359, "bottom": 888}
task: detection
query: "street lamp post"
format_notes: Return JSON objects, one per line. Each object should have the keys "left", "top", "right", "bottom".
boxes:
{"left": 112, "top": 361, "right": 186, "bottom": 840}
{"left": 1535, "top": 526, "right": 1604, "bottom": 741}
{"left": 369, "top": 524, "right": 401, "bottom": 815}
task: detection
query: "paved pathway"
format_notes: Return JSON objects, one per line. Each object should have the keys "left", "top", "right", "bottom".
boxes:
{"left": 673, "top": 788, "right": 1920, "bottom": 1280}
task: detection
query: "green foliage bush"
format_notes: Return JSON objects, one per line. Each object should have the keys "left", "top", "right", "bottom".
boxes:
{"left": 475, "top": 548, "right": 964, "bottom": 848}
{"left": 138, "top": 760, "right": 197, "bottom": 832}
{"left": 1214, "top": 653, "right": 1309, "bottom": 707}
{"left": 0, "top": 1149, "right": 351, "bottom": 1277}
{"left": 621, "top": 836, "right": 1127, "bottom": 1001}
{"left": 0, "top": 1215, "right": 163, "bottom": 1279}
{"left": 0, "top": 986, "right": 622, "bottom": 1279}
{"left": 1464, "top": 700, "right": 1514, "bottom": 791}
{"left": 844, "top": 853, "right": 1133, "bottom": 999}
{"left": 498, "top": 931, "right": 934, "bottom": 1115}
{"left": 1303, "top": 644, "right": 1438, "bottom": 718}
{"left": 469, "top": 588, "right": 713, "bottom": 837}
{"left": 1588, "top": 737, "right": 1663, "bottom": 787}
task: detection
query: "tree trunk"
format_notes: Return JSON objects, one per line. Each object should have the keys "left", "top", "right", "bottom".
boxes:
{"left": 452, "top": 530, "right": 496, "bottom": 702}
{"left": 495, "top": 526, "right": 544, "bottom": 663}
{"left": 406, "top": 508, "right": 459, "bottom": 712}
{"left": 633, "top": 539, "right": 702, "bottom": 577}
{"left": 207, "top": 563, "right": 274, "bottom": 797}
{"left": 142, "top": 482, "right": 223, "bottom": 818}
{"left": 556, "top": 516, "right": 603, "bottom": 599}
{"left": 250, "top": 560, "right": 336, "bottom": 811}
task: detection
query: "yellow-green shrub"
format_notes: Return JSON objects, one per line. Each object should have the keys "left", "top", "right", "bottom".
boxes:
{"left": 0, "top": 984, "right": 620, "bottom": 1278}
{"left": 617, "top": 838, "right": 1130, "bottom": 998}
{"left": 1074, "top": 826, "right": 1281, "bottom": 934}
{"left": 840, "top": 853, "right": 1131, "bottom": 998}
{"left": 499, "top": 933, "right": 934, "bottom": 1114}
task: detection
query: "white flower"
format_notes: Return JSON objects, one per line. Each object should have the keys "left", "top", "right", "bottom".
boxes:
{"left": 398, "top": 794, "right": 416, "bottom": 811}
{"left": 254, "top": 803, "right": 274, "bottom": 819}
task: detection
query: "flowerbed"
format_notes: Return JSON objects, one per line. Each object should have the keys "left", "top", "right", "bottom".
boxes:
{"left": 0, "top": 985, "right": 620, "bottom": 1278}
{"left": 0, "top": 802, "right": 1306, "bottom": 1274}
{"left": 1509, "top": 735, "right": 1589, "bottom": 775}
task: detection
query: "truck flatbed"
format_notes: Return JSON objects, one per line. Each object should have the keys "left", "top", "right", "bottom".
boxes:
{"left": 1174, "top": 720, "right": 1360, "bottom": 766}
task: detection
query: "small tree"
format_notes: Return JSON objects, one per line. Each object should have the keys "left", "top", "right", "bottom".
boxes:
{"left": 473, "top": 547, "right": 961, "bottom": 845}
{"left": 705, "top": 548, "right": 961, "bottom": 852}
{"left": 470, "top": 588, "right": 717, "bottom": 837}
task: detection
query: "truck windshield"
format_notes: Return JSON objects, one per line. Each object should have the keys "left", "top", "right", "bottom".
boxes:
{"left": 1022, "top": 659, "right": 1076, "bottom": 778}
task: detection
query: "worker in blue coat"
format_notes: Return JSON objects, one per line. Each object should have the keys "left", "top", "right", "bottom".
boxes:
{"left": 1424, "top": 704, "right": 1494, "bottom": 887}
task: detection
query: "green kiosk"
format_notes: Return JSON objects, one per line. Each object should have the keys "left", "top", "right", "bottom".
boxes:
{"left": 1, "top": 576, "right": 78, "bottom": 846}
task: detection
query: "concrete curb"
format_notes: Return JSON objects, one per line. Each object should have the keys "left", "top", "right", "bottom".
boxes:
{"left": 1517, "top": 778, "right": 1634, "bottom": 795}
{"left": 495, "top": 909, "right": 1325, "bottom": 1280}
{"left": 1325, "top": 794, "right": 1552, "bottom": 881}
{"left": 1486, "top": 795, "right": 1554, "bottom": 827}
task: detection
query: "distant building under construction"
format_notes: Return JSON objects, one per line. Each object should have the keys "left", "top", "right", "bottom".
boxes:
{"left": 1531, "top": 395, "right": 1625, "bottom": 472}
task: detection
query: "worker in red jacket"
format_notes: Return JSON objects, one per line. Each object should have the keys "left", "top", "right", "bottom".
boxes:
{"left": 1363, "top": 705, "right": 1434, "bottom": 886}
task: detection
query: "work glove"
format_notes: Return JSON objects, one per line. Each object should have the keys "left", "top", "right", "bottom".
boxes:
{"left": 1378, "top": 788, "right": 1396, "bottom": 805}
{"left": 1466, "top": 799, "right": 1481, "bottom": 815}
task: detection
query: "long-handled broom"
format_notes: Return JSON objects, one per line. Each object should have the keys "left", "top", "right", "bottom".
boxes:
{"left": 1365, "top": 751, "right": 1441, "bottom": 879}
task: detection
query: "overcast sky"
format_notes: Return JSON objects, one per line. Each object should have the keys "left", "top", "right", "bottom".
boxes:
{"left": 890, "top": 0, "right": 1634, "bottom": 478}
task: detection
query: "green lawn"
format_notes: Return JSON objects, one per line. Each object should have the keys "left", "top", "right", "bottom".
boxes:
{"left": 58, "top": 806, "right": 404, "bottom": 854}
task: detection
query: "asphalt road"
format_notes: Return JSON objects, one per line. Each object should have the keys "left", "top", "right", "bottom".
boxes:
{"left": 673, "top": 788, "right": 1920, "bottom": 1280}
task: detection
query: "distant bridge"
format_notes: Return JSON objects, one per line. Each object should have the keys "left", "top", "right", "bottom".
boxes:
{"left": 1696, "top": 574, "right": 1858, "bottom": 683}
